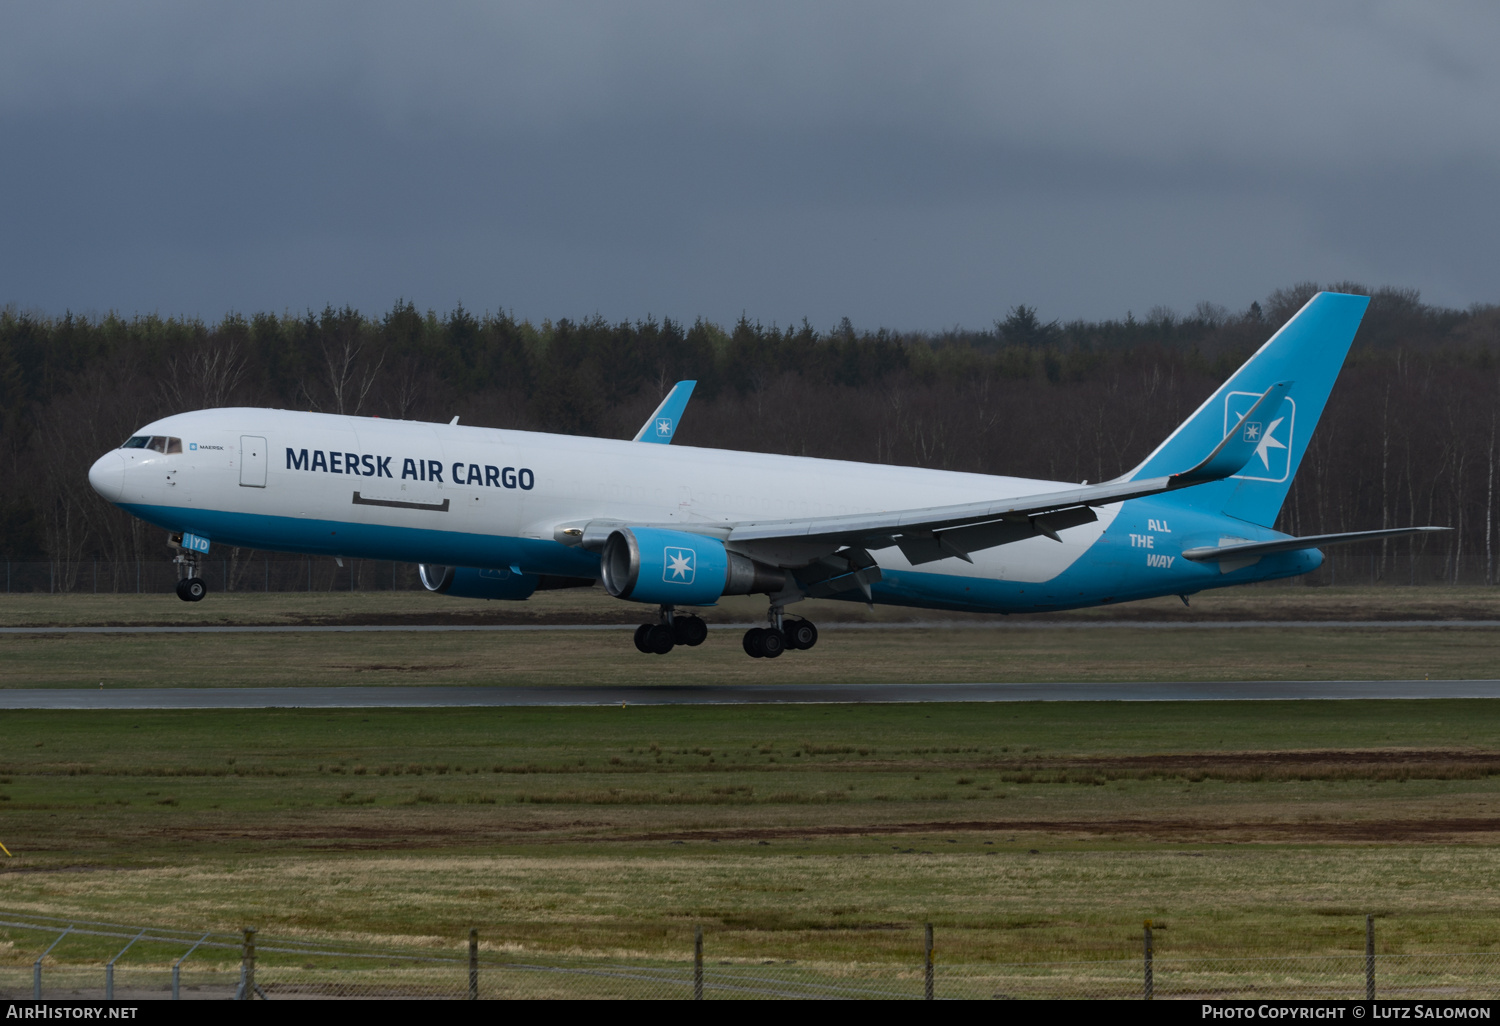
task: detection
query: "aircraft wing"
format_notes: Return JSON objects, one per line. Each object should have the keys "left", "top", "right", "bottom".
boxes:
{"left": 632, "top": 380, "right": 696, "bottom": 443}
{"left": 725, "top": 383, "right": 1292, "bottom": 566}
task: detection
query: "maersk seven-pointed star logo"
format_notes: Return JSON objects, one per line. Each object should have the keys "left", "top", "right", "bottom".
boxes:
{"left": 663, "top": 546, "right": 695, "bottom": 584}
{"left": 1225, "top": 392, "right": 1295, "bottom": 482}
{"left": 656, "top": 417, "right": 674, "bottom": 437}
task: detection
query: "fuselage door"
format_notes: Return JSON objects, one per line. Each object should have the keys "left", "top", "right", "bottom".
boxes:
{"left": 240, "top": 436, "right": 268, "bottom": 488}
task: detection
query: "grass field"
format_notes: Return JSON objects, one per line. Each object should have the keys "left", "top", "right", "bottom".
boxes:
{"left": 6, "top": 583, "right": 1500, "bottom": 628}
{"left": 5, "top": 589, "right": 1500, "bottom": 971}
{"left": 5, "top": 588, "right": 1500, "bottom": 688}
{"left": 5, "top": 624, "right": 1500, "bottom": 688}
{"left": 5, "top": 702, "right": 1500, "bottom": 966}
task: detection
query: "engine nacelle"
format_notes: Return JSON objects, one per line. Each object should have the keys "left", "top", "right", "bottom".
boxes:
{"left": 418, "top": 564, "right": 538, "bottom": 601}
{"left": 600, "top": 527, "right": 785, "bottom": 605}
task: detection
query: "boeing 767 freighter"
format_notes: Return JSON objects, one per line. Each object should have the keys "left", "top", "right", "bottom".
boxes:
{"left": 87, "top": 292, "right": 1443, "bottom": 658}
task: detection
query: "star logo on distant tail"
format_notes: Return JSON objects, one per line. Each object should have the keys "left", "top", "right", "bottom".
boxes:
{"left": 656, "top": 418, "right": 674, "bottom": 437}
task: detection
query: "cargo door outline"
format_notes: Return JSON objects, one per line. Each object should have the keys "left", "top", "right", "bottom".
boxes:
{"left": 240, "top": 436, "right": 268, "bottom": 487}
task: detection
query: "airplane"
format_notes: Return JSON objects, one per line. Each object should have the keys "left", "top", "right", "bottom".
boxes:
{"left": 88, "top": 291, "right": 1444, "bottom": 659}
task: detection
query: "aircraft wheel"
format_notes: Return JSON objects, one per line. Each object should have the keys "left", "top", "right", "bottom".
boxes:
{"left": 674, "top": 615, "right": 708, "bottom": 647}
{"left": 174, "top": 579, "right": 193, "bottom": 602}
{"left": 183, "top": 577, "right": 207, "bottom": 602}
{"left": 742, "top": 628, "right": 765, "bottom": 658}
{"left": 646, "top": 623, "right": 676, "bottom": 655}
{"left": 633, "top": 623, "right": 653, "bottom": 653}
{"left": 784, "top": 619, "right": 818, "bottom": 650}
{"left": 759, "top": 628, "right": 786, "bottom": 659}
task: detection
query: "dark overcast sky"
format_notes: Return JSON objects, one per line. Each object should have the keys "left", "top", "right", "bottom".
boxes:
{"left": 2, "top": 2, "right": 1496, "bottom": 329}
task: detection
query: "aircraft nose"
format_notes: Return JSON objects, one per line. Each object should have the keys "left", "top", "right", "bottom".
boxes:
{"left": 88, "top": 451, "right": 126, "bottom": 503}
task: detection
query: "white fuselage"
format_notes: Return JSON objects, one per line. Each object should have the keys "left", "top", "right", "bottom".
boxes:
{"left": 93, "top": 407, "right": 1117, "bottom": 590}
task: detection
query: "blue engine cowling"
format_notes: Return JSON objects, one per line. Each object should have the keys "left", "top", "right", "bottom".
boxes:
{"left": 419, "top": 564, "right": 538, "bottom": 601}
{"left": 599, "top": 527, "right": 785, "bottom": 604}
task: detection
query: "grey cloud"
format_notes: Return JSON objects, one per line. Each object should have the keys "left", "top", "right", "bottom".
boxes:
{"left": 1, "top": 2, "right": 1496, "bottom": 327}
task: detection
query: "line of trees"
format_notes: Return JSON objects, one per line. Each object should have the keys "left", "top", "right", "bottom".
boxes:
{"left": 4, "top": 281, "right": 1499, "bottom": 588}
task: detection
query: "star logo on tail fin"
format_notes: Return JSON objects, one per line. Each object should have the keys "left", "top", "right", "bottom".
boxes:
{"left": 1225, "top": 392, "right": 1296, "bottom": 482}
{"left": 1254, "top": 417, "right": 1286, "bottom": 469}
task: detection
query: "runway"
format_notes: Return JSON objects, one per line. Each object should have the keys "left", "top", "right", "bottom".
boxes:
{"left": 4, "top": 620, "right": 1498, "bottom": 634}
{"left": 5, "top": 680, "right": 1500, "bottom": 708}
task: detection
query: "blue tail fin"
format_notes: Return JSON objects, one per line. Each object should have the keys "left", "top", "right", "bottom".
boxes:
{"left": 1125, "top": 291, "right": 1369, "bottom": 527}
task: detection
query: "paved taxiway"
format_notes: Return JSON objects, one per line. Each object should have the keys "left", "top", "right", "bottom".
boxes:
{"left": 5, "top": 680, "right": 1500, "bottom": 708}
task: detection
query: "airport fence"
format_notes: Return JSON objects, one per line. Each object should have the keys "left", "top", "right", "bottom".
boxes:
{"left": 0, "top": 558, "right": 426, "bottom": 595}
{"left": 5, "top": 912, "right": 1500, "bottom": 1000}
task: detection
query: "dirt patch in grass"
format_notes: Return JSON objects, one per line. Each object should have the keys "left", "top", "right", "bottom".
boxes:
{"left": 633, "top": 817, "right": 1500, "bottom": 845}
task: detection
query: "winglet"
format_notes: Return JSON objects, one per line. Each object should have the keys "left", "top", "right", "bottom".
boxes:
{"left": 633, "top": 380, "right": 697, "bottom": 443}
{"left": 1168, "top": 382, "right": 1291, "bottom": 488}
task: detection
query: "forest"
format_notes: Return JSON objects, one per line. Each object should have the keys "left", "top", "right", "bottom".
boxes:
{"left": 3, "top": 281, "right": 1499, "bottom": 590}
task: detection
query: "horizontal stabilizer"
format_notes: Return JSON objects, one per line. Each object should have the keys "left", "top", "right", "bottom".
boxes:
{"left": 1181, "top": 526, "right": 1449, "bottom": 563}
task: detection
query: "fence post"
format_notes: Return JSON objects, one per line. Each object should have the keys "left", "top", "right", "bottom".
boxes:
{"left": 242, "top": 927, "right": 256, "bottom": 1000}
{"left": 172, "top": 931, "right": 210, "bottom": 1001}
{"left": 924, "top": 923, "right": 934, "bottom": 1000}
{"left": 1366, "top": 914, "right": 1375, "bottom": 1000}
{"left": 1143, "top": 919, "right": 1153, "bottom": 1000}
{"left": 104, "top": 928, "right": 145, "bottom": 1001}
{"left": 469, "top": 928, "right": 479, "bottom": 1000}
{"left": 33, "top": 925, "right": 73, "bottom": 999}
{"left": 693, "top": 926, "right": 703, "bottom": 1000}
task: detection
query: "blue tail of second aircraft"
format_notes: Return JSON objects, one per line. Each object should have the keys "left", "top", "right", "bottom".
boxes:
{"left": 1124, "top": 291, "right": 1369, "bottom": 528}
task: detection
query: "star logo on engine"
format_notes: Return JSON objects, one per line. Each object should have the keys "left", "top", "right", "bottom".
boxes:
{"left": 663, "top": 547, "right": 695, "bottom": 584}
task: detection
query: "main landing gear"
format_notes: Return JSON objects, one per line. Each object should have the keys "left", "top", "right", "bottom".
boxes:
{"left": 172, "top": 547, "right": 207, "bottom": 603}
{"left": 742, "top": 605, "right": 818, "bottom": 659}
{"left": 629, "top": 604, "right": 819, "bottom": 658}
{"left": 633, "top": 607, "right": 709, "bottom": 655}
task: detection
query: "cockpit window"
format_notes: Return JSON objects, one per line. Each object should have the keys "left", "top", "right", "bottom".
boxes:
{"left": 121, "top": 436, "right": 181, "bottom": 453}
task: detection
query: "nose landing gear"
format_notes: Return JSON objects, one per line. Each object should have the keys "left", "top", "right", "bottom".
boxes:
{"left": 171, "top": 545, "right": 207, "bottom": 603}
{"left": 175, "top": 577, "right": 207, "bottom": 602}
{"left": 632, "top": 607, "right": 708, "bottom": 655}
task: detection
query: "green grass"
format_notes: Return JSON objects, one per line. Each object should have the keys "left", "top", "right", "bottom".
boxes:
{"left": 4, "top": 623, "right": 1499, "bottom": 687}
{"left": 6, "top": 584, "right": 1500, "bottom": 628}
{"left": 5, "top": 703, "right": 1500, "bottom": 965}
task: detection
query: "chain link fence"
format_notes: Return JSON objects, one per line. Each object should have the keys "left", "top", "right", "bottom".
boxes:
{"left": 1, "top": 558, "right": 424, "bottom": 595}
{"left": 5, "top": 912, "right": 1500, "bottom": 1000}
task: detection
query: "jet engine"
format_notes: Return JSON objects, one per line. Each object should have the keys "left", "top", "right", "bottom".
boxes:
{"left": 418, "top": 564, "right": 539, "bottom": 601}
{"left": 600, "top": 527, "right": 785, "bottom": 605}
